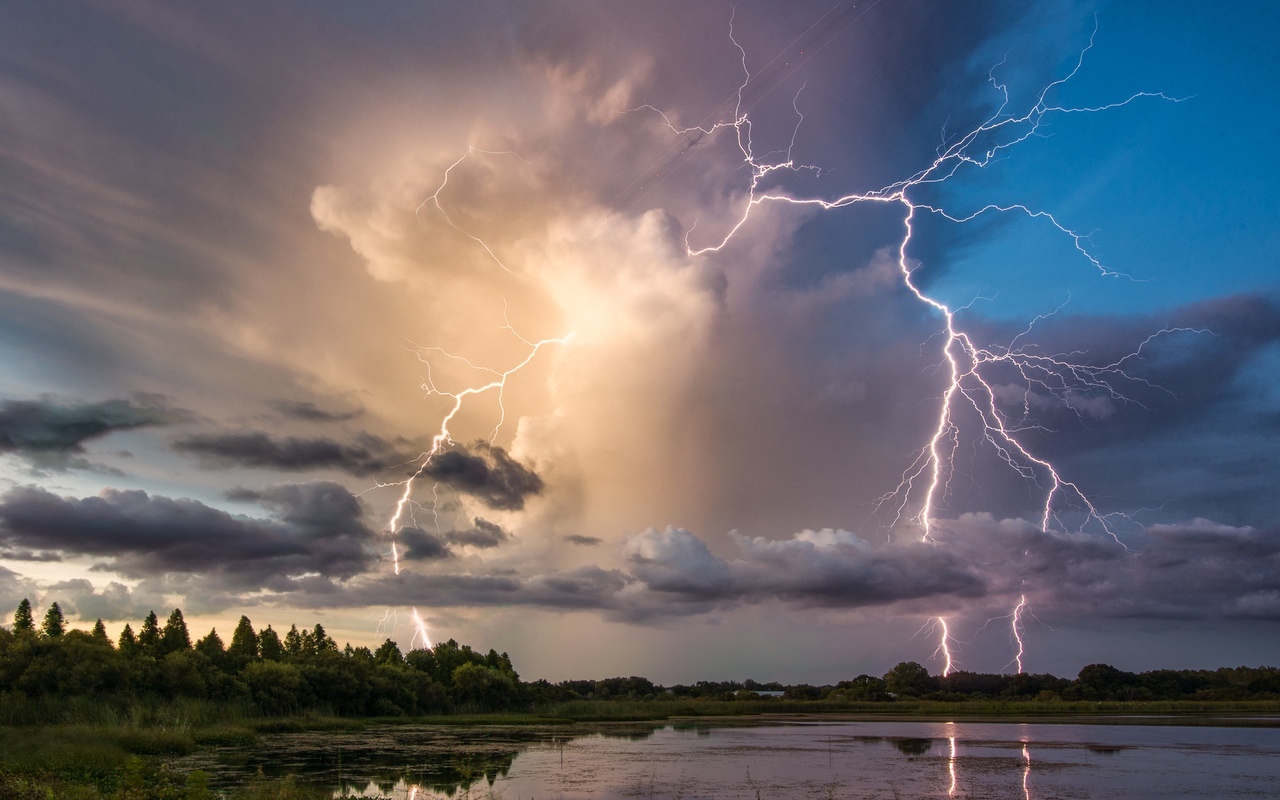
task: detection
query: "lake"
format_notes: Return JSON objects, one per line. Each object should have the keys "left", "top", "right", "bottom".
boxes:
{"left": 179, "top": 716, "right": 1280, "bottom": 799}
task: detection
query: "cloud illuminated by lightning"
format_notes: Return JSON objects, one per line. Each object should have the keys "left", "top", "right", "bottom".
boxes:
{"left": 641, "top": 17, "right": 1193, "bottom": 545}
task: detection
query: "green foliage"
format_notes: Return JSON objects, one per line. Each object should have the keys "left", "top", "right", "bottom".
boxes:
{"left": 256, "top": 626, "right": 283, "bottom": 662}
{"left": 41, "top": 603, "right": 65, "bottom": 639}
{"left": 227, "top": 617, "right": 258, "bottom": 667}
{"left": 138, "top": 613, "right": 161, "bottom": 657}
{"left": 159, "top": 610, "right": 191, "bottom": 657}
{"left": 883, "top": 661, "right": 936, "bottom": 697}
{"left": 117, "top": 626, "right": 137, "bottom": 655}
{"left": 452, "top": 663, "right": 518, "bottom": 711}
{"left": 13, "top": 599, "right": 34, "bottom": 634}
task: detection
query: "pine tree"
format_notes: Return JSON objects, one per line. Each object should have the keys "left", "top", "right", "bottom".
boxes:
{"left": 139, "top": 611, "right": 161, "bottom": 655}
{"left": 228, "top": 616, "right": 258, "bottom": 664}
{"left": 258, "top": 625, "right": 284, "bottom": 661}
{"left": 12, "top": 599, "right": 34, "bottom": 634}
{"left": 91, "top": 619, "right": 109, "bottom": 642}
{"left": 41, "top": 602, "right": 65, "bottom": 638}
{"left": 160, "top": 608, "right": 191, "bottom": 655}
{"left": 118, "top": 624, "right": 138, "bottom": 653}
{"left": 284, "top": 624, "right": 302, "bottom": 657}
{"left": 313, "top": 623, "right": 336, "bottom": 653}
{"left": 195, "top": 628, "right": 225, "bottom": 664}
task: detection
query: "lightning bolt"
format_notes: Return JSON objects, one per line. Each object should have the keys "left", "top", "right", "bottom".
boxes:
{"left": 917, "top": 616, "right": 956, "bottom": 676}
{"left": 410, "top": 606, "right": 433, "bottom": 650}
{"left": 643, "top": 16, "right": 1190, "bottom": 544}
{"left": 936, "top": 617, "right": 954, "bottom": 677}
{"left": 1011, "top": 594, "right": 1027, "bottom": 675}
{"left": 369, "top": 149, "right": 572, "bottom": 647}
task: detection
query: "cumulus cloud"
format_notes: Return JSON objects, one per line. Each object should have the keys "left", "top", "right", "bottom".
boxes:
{"left": 0, "top": 396, "right": 177, "bottom": 470}
{"left": 45, "top": 578, "right": 168, "bottom": 622}
{"left": 173, "top": 430, "right": 412, "bottom": 477}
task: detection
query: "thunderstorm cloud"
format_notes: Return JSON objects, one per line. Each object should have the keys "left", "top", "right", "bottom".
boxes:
{"left": 0, "top": 1, "right": 1277, "bottom": 677}
{"left": 0, "top": 482, "right": 377, "bottom": 589}
{"left": 0, "top": 397, "right": 178, "bottom": 471}
{"left": 172, "top": 430, "right": 414, "bottom": 477}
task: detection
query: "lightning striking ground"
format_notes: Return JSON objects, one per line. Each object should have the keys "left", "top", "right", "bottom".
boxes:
{"left": 1011, "top": 595, "right": 1027, "bottom": 675}
{"left": 646, "top": 19, "right": 1188, "bottom": 546}
{"left": 375, "top": 10, "right": 1188, "bottom": 669}
{"left": 633, "top": 13, "right": 1196, "bottom": 671}
{"left": 367, "top": 148, "right": 572, "bottom": 647}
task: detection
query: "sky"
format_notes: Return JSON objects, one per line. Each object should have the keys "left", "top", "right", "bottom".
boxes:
{"left": 0, "top": 0, "right": 1277, "bottom": 684}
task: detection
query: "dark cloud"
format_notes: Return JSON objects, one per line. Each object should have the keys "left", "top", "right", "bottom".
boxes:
{"left": 623, "top": 526, "right": 984, "bottom": 615}
{"left": 271, "top": 399, "right": 364, "bottom": 422}
{"left": 306, "top": 566, "right": 631, "bottom": 614}
{"left": 0, "top": 396, "right": 176, "bottom": 470}
{"left": 294, "top": 517, "right": 1280, "bottom": 625}
{"left": 397, "top": 518, "right": 510, "bottom": 562}
{"left": 172, "top": 430, "right": 412, "bottom": 477}
{"left": 421, "top": 442, "right": 544, "bottom": 511}
{"left": 564, "top": 534, "right": 603, "bottom": 546}
{"left": 446, "top": 518, "right": 509, "bottom": 549}
{"left": 398, "top": 527, "right": 450, "bottom": 561}
{"left": 0, "top": 482, "right": 377, "bottom": 588}
{"left": 0, "top": 548, "right": 62, "bottom": 562}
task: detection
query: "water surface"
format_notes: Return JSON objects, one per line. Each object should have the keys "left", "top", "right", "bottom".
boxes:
{"left": 181, "top": 716, "right": 1280, "bottom": 799}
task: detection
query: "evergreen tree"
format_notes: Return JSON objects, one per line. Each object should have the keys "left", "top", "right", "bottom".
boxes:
{"left": 91, "top": 619, "right": 110, "bottom": 642}
{"left": 118, "top": 623, "right": 138, "bottom": 653}
{"left": 139, "top": 611, "right": 161, "bottom": 655}
{"left": 41, "top": 602, "right": 65, "bottom": 638}
{"left": 13, "top": 599, "right": 34, "bottom": 634}
{"left": 195, "top": 628, "right": 226, "bottom": 663}
{"left": 258, "top": 625, "right": 284, "bottom": 661}
{"left": 160, "top": 608, "right": 192, "bottom": 655}
{"left": 228, "top": 616, "right": 258, "bottom": 664}
{"left": 313, "top": 623, "right": 336, "bottom": 653}
{"left": 283, "top": 624, "right": 302, "bottom": 657}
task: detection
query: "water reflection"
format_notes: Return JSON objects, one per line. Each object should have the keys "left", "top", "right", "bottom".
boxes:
{"left": 888, "top": 737, "right": 932, "bottom": 755}
{"left": 1022, "top": 740, "right": 1032, "bottom": 800}
{"left": 946, "top": 732, "right": 957, "bottom": 798}
{"left": 176, "top": 717, "right": 1280, "bottom": 800}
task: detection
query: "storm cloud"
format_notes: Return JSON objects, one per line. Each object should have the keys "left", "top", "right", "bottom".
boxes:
{"left": 0, "top": 482, "right": 377, "bottom": 588}
{"left": 420, "top": 443, "right": 544, "bottom": 511}
{"left": 0, "top": 397, "right": 176, "bottom": 470}
{"left": 173, "top": 430, "right": 412, "bottom": 477}
{"left": 396, "top": 518, "right": 511, "bottom": 562}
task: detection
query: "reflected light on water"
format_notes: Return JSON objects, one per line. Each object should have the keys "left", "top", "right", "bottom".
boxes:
{"left": 1022, "top": 740, "right": 1032, "bottom": 800}
{"left": 946, "top": 722, "right": 958, "bottom": 797}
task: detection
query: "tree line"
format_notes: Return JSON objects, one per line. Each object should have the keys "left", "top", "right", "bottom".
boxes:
{"left": 528, "top": 662, "right": 1280, "bottom": 704}
{"left": 0, "top": 600, "right": 523, "bottom": 716}
{"left": 4, "top": 600, "right": 1279, "bottom": 719}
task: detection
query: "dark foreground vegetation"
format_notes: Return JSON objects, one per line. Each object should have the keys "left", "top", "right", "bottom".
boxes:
{"left": 3, "top": 598, "right": 1279, "bottom": 796}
